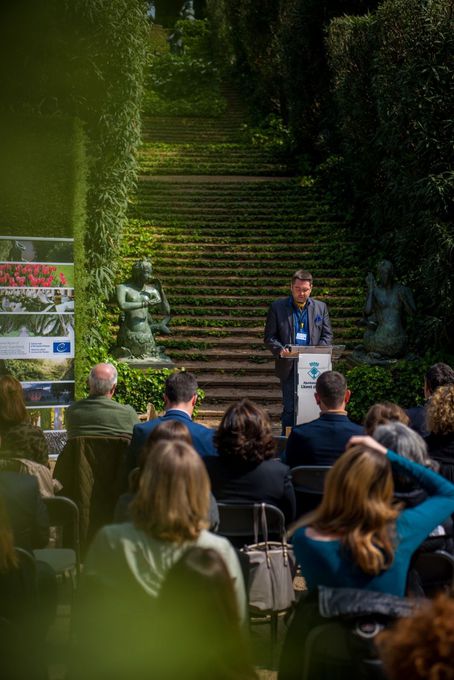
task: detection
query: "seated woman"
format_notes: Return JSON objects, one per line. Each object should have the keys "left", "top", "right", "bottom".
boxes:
{"left": 205, "top": 399, "right": 296, "bottom": 524}
{"left": 0, "top": 375, "right": 49, "bottom": 467}
{"left": 115, "top": 419, "right": 219, "bottom": 529}
{"left": 157, "top": 547, "right": 257, "bottom": 680}
{"left": 425, "top": 383, "right": 454, "bottom": 481}
{"left": 373, "top": 421, "right": 453, "bottom": 554}
{"left": 76, "top": 440, "right": 246, "bottom": 678}
{"left": 0, "top": 497, "right": 56, "bottom": 680}
{"left": 363, "top": 401, "right": 409, "bottom": 436}
{"left": 290, "top": 435, "right": 454, "bottom": 596}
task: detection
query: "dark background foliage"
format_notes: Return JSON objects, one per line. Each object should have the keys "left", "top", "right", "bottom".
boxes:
{"left": 206, "top": 0, "right": 454, "bottom": 354}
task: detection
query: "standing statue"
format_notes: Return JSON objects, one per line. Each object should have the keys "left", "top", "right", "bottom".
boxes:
{"left": 180, "top": 1, "right": 196, "bottom": 20}
{"left": 354, "top": 260, "right": 416, "bottom": 364}
{"left": 114, "top": 259, "right": 172, "bottom": 362}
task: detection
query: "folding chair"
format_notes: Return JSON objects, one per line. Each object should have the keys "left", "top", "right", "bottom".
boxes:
{"left": 216, "top": 502, "right": 294, "bottom": 651}
{"left": 291, "top": 465, "right": 330, "bottom": 516}
{"left": 408, "top": 550, "right": 454, "bottom": 597}
{"left": 33, "top": 496, "right": 81, "bottom": 590}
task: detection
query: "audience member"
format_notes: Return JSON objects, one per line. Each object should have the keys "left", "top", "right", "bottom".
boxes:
{"left": 364, "top": 401, "right": 409, "bottom": 435}
{"left": 407, "top": 362, "right": 454, "bottom": 436}
{"left": 289, "top": 435, "right": 454, "bottom": 596}
{"left": 374, "top": 422, "right": 453, "bottom": 553}
{"left": 425, "top": 383, "right": 454, "bottom": 481}
{"left": 377, "top": 594, "right": 454, "bottom": 680}
{"left": 114, "top": 420, "right": 219, "bottom": 529}
{"left": 205, "top": 399, "right": 296, "bottom": 524}
{"left": 76, "top": 441, "right": 245, "bottom": 679}
{"left": 129, "top": 371, "right": 216, "bottom": 467}
{"left": 66, "top": 362, "right": 138, "bottom": 439}
{"left": 285, "top": 371, "right": 362, "bottom": 467}
{"left": 157, "top": 547, "right": 257, "bottom": 680}
{"left": 0, "top": 496, "right": 57, "bottom": 680}
{"left": 0, "top": 470, "right": 49, "bottom": 551}
{"left": 0, "top": 375, "right": 49, "bottom": 467}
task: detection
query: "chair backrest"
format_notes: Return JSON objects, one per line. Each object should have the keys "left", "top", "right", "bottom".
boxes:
{"left": 272, "top": 435, "right": 288, "bottom": 459}
{"left": 217, "top": 502, "right": 286, "bottom": 546}
{"left": 409, "top": 550, "right": 454, "bottom": 598}
{"left": 291, "top": 465, "right": 331, "bottom": 516}
{"left": 53, "top": 436, "right": 130, "bottom": 551}
{"left": 42, "top": 496, "right": 81, "bottom": 577}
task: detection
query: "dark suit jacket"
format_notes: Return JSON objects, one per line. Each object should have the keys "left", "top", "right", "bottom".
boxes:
{"left": 264, "top": 296, "right": 333, "bottom": 380}
{"left": 285, "top": 413, "right": 363, "bottom": 468}
{"left": 0, "top": 471, "right": 49, "bottom": 550}
{"left": 204, "top": 456, "right": 296, "bottom": 525}
{"left": 129, "top": 409, "right": 217, "bottom": 467}
{"left": 406, "top": 404, "right": 428, "bottom": 437}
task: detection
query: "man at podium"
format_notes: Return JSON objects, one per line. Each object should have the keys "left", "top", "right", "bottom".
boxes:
{"left": 264, "top": 269, "right": 333, "bottom": 432}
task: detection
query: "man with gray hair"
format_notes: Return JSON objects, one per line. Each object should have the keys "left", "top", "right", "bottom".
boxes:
{"left": 66, "top": 363, "right": 138, "bottom": 439}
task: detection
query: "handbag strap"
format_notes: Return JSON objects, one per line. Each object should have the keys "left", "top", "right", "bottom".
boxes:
{"left": 253, "top": 504, "right": 260, "bottom": 545}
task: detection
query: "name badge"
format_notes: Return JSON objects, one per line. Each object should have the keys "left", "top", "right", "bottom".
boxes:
{"left": 296, "top": 332, "right": 307, "bottom": 342}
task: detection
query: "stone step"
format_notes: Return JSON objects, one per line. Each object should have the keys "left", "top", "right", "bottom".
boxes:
{"left": 171, "top": 360, "right": 276, "bottom": 374}
{"left": 198, "top": 386, "right": 282, "bottom": 402}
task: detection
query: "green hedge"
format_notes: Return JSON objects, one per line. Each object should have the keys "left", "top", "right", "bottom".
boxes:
{"left": 0, "top": 0, "right": 149, "bottom": 396}
{"left": 341, "top": 354, "right": 454, "bottom": 424}
{"left": 327, "top": 0, "right": 454, "bottom": 352}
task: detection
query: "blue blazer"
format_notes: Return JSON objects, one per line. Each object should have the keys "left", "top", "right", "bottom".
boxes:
{"left": 285, "top": 413, "right": 363, "bottom": 467}
{"left": 264, "top": 296, "right": 333, "bottom": 380}
{"left": 129, "top": 409, "right": 217, "bottom": 467}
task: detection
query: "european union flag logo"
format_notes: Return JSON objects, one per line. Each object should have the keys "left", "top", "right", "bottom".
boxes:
{"left": 53, "top": 342, "right": 71, "bottom": 354}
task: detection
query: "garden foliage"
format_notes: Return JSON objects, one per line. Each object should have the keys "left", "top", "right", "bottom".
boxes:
{"left": 327, "top": 0, "right": 454, "bottom": 351}
{"left": 0, "top": 0, "right": 150, "bottom": 393}
{"left": 144, "top": 20, "right": 226, "bottom": 117}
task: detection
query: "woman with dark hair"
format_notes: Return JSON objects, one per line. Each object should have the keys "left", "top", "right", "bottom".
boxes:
{"left": 289, "top": 435, "right": 454, "bottom": 596}
{"left": 0, "top": 375, "right": 49, "bottom": 467}
{"left": 204, "top": 399, "right": 296, "bottom": 524}
{"left": 157, "top": 547, "right": 257, "bottom": 680}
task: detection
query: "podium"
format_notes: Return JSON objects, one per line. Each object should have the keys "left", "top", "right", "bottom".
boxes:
{"left": 283, "top": 345, "right": 345, "bottom": 426}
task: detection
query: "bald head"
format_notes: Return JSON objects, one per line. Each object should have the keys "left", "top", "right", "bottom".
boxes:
{"left": 88, "top": 363, "right": 118, "bottom": 397}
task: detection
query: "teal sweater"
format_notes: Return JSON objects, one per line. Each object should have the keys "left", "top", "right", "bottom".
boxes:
{"left": 292, "top": 450, "right": 454, "bottom": 595}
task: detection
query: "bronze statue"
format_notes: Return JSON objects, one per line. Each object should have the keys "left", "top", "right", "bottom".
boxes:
{"left": 114, "top": 259, "right": 171, "bottom": 362}
{"left": 354, "top": 260, "right": 415, "bottom": 364}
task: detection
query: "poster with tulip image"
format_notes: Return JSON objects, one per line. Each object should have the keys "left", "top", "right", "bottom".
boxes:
{"left": 0, "top": 235, "right": 75, "bottom": 362}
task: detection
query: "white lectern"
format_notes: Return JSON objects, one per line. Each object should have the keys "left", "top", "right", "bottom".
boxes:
{"left": 284, "top": 345, "right": 345, "bottom": 425}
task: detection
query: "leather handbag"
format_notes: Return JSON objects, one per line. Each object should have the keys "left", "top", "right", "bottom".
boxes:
{"left": 241, "top": 503, "right": 296, "bottom": 612}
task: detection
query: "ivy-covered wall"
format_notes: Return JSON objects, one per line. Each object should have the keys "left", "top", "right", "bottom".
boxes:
{"left": 0, "top": 113, "right": 88, "bottom": 384}
{"left": 0, "top": 0, "right": 150, "bottom": 395}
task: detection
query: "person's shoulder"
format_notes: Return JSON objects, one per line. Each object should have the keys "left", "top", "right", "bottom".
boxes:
{"left": 260, "top": 458, "right": 290, "bottom": 473}
{"left": 270, "top": 296, "right": 290, "bottom": 310}
{"left": 346, "top": 418, "right": 363, "bottom": 432}
{"left": 310, "top": 297, "right": 328, "bottom": 310}
{"left": 197, "top": 529, "right": 234, "bottom": 552}
{"left": 133, "top": 416, "right": 160, "bottom": 434}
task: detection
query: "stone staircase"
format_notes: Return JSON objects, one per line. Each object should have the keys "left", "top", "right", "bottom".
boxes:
{"left": 124, "top": 85, "right": 363, "bottom": 428}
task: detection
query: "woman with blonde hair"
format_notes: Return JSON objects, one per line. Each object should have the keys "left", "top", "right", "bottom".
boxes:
{"left": 77, "top": 440, "right": 247, "bottom": 679}
{"left": 0, "top": 375, "right": 49, "bottom": 466}
{"left": 290, "top": 435, "right": 454, "bottom": 596}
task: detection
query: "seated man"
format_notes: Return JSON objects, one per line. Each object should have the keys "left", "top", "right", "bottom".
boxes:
{"left": 66, "top": 363, "right": 138, "bottom": 439}
{"left": 129, "top": 371, "right": 216, "bottom": 467}
{"left": 406, "top": 362, "right": 454, "bottom": 437}
{"left": 285, "top": 371, "right": 362, "bottom": 467}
